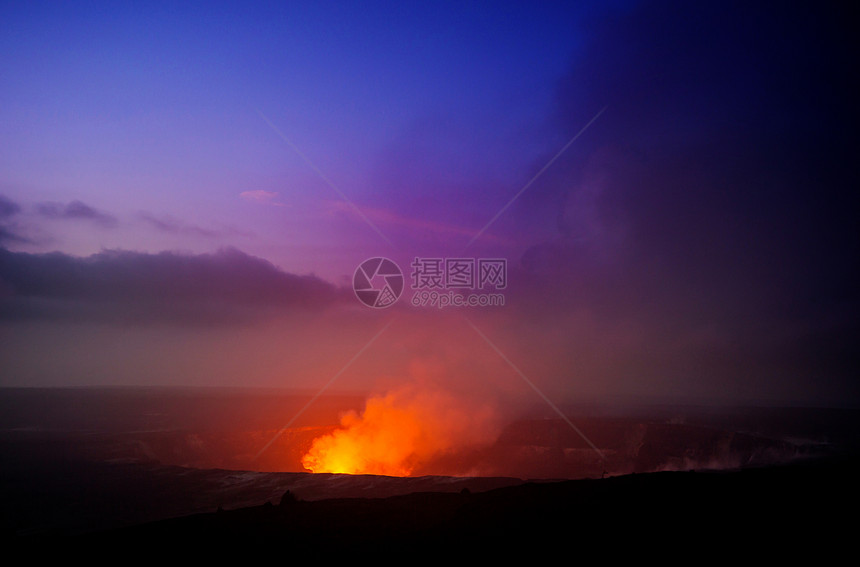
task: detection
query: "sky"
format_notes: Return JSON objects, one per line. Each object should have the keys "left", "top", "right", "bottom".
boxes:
{"left": 1, "top": 1, "right": 857, "bottom": 408}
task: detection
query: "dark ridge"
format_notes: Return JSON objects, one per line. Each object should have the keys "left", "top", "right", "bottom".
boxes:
{"left": 74, "top": 453, "right": 856, "bottom": 556}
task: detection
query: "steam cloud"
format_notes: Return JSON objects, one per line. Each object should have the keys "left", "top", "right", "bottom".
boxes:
{"left": 302, "top": 385, "right": 500, "bottom": 477}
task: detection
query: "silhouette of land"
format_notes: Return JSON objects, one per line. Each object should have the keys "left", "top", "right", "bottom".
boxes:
{"left": 1, "top": 387, "right": 857, "bottom": 556}
{"left": 85, "top": 454, "right": 856, "bottom": 557}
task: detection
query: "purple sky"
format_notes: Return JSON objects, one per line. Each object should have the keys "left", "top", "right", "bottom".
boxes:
{"left": 1, "top": 1, "right": 589, "bottom": 277}
{"left": 1, "top": 1, "right": 857, "bottom": 407}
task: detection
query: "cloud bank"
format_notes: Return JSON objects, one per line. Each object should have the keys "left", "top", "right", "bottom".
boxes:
{"left": 0, "top": 247, "right": 342, "bottom": 326}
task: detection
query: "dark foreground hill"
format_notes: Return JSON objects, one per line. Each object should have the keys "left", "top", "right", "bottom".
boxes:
{"left": 3, "top": 390, "right": 857, "bottom": 557}
{"left": 82, "top": 454, "right": 856, "bottom": 558}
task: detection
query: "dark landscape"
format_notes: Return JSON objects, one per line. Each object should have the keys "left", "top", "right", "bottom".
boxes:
{"left": 2, "top": 387, "right": 857, "bottom": 553}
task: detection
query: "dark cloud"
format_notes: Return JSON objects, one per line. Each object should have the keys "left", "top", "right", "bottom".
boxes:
{"left": 137, "top": 212, "right": 219, "bottom": 238}
{"left": 0, "top": 247, "right": 344, "bottom": 325}
{"left": 522, "top": 2, "right": 858, "bottom": 290}
{"left": 138, "top": 212, "right": 252, "bottom": 239}
{"left": 0, "top": 226, "right": 30, "bottom": 245}
{"left": 36, "top": 200, "right": 119, "bottom": 227}
{"left": 0, "top": 195, "right": 21, "bottom": 219}
{"left": 504, "top": 1, "right": 859, "bottom": 404}
{"left": 0, "top": 195, "right": 29, "bottom": 244}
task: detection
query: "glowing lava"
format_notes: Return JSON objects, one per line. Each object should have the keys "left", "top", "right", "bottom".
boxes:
{"left": 301, "top": 386, "right": 497, "bottom": 476}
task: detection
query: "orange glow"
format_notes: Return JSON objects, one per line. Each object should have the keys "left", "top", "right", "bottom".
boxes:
{"left": 302, "top": 386, "right": 497, "bottom": 476}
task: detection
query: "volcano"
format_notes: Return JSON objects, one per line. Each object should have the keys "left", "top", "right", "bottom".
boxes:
{"left": 2, "top": 387, "right": 857, "bottom": 552}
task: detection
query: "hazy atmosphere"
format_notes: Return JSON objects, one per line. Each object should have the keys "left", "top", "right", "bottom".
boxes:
{"left": 1, "top": 0, "right": 857, "bottom": 409}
